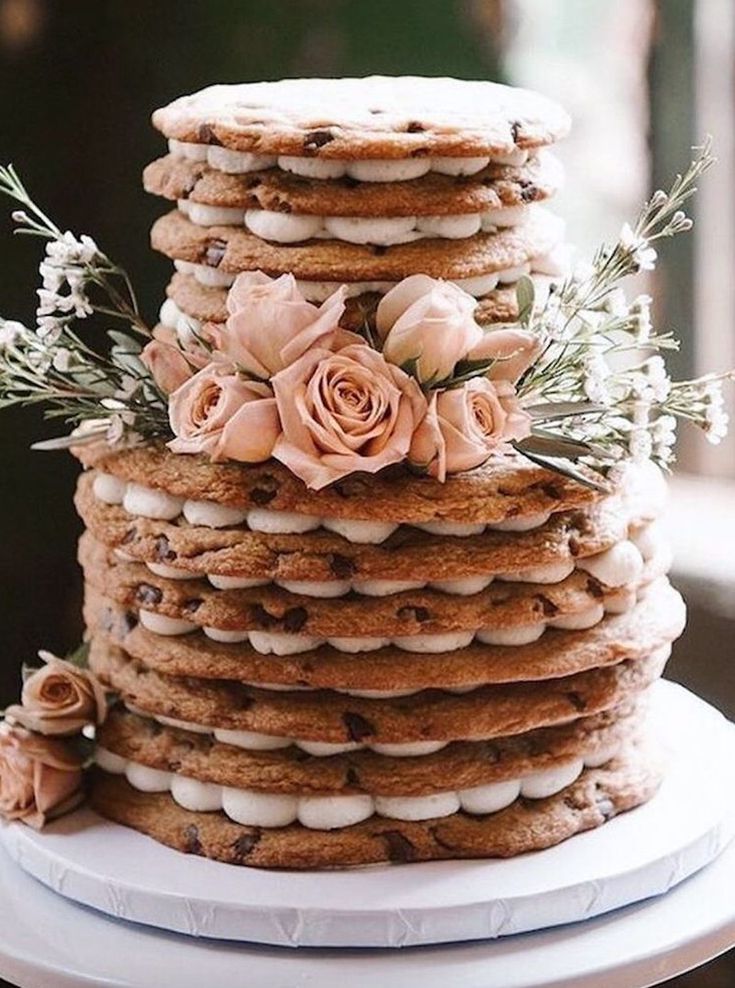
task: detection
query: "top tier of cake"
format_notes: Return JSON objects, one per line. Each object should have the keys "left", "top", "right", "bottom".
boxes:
{"left": 145, "top": 76, "right": 570, "bottom": 326}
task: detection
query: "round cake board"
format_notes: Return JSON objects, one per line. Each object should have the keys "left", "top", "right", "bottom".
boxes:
{"left": 1, "top": 680, "right": 733, "bottom": 950}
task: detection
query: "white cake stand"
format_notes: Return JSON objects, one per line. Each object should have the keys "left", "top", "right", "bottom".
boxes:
{"left": 0, "top": 681, "right": 732, "bottom": 987}
{"left": 0, "top": 834, "right": 734, "bottom": 988}
{"left": 1, "top": 681, "right": 733, "bottom": 952}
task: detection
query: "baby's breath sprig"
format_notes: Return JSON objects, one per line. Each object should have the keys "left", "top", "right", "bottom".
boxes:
{"left": 0, "top": 167, "right": 167, "bottom": 447}
{"left": 506, "top": 138, "right": 732, "bottom": 481}
{"left": 0, "top": 165, "right": 149, "bottom": 338}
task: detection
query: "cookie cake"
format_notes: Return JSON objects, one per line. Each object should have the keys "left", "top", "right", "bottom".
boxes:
{"left": 0, "top": 77, "right": 725, "bottom": 873}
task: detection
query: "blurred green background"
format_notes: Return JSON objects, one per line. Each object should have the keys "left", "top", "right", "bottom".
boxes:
{"left": 0, "top": 2, "right": 731, "bottom": 985}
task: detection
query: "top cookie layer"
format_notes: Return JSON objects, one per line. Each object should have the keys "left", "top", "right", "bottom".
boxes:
{"left": 152, "top": 77, "right": 571, "bottom": 159}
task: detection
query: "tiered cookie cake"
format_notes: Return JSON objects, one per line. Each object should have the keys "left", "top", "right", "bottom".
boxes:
{"left": 75, "top": 77, "right": 685, "bottom": 868}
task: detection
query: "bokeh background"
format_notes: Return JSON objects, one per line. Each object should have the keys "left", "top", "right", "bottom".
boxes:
{"left": 0, "top": 2, "right": 733, "bottom": 984}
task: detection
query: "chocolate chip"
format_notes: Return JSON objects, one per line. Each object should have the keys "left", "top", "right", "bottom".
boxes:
{"left": 205, "top": 238, "right": 227, "bottom": 267}
{"left": 232, "top": 830, "right": 262, "bottom": 861}
{"left": 155, "top": 535, "right": 177, "bottom": 562}
{"left": 252, "top": 604, "right": 278, "bottom": 628}
{"left": 122, "top": 527, "right": 137, "bottom": 545}
{"left": 343, "top": 711, "right": 375, "bottom": 741}
{"left": 406, "top": 120, "right": 425, "bottom": 133}
{"left": 250, "top": 487, "right": 277, "bottom": 506}
{"left": 566, "top": 691, "right": 587, "bottom": 712}
{"left": 330, "top": 554, "right": 356, "bottom": 579}
{"left": 520, "top": 182, "right": 539, "bottom": 203}
{"left": 585, "top": 577, "right": 604, "bottom": 599}
{"left": 541, "top": 481, "right": 564, "bottom": 501}
{"left": 535, "top": 594, "right": 559, "bottom": 617}
{"left": 182, "top": 598, "right": 203, "bottom": 613}
{"left": 283, "top": 607, "right": 308, "bottom": 632}
{"left": 381, "top": 830, "right": 417, "bottom": 862}
{"left": 397, "top": 605, "right": 430, "bottom": 623}
{"left": 568, "top": 536, "right": 581, "bottom": 557}
{"left": 183, "top": 824, "right": 202, "bottom": 854}
{"left": 371, "top": 244, "right": 388, "bottom": 256}
{"left": 410, "top": 147, "right": 430, "bottom": 157}
{"left": 303, "top": 129, "right": 335, "bottom": 153}
{"left": 122, "top": 610, "right": 139, "bottom": 634}
{"left": 346, "top": 766, "right": 360, "bottom": 787}
{"left": 197, "top": 123, "right": 222, "bottom": 145}
{"left": 136, "top": 584, "right": 163, "bottom": 605}
{"left": 249, "top": 474, "right": 278, "bottom": 505}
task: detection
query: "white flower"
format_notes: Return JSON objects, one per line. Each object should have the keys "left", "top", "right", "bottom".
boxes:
{"left": 619, "top": 223, "right": 657, "bottom": 271}
{"left": 45, "top": 231, "right": 99, "bottom": 267}
{"left": 36, "top": 316, "right": 65, "bottom": 343}
{"left": 628, "top": 427, "right": 653, "bottom": 462}
{"left": 602, "top": 288, "right": 629, "bottom": 319}
{"left": 582, "top": 353, "right": 611, "bottom": 404}
{"left": 643, "top": 356, "right": 671, "bottom": 402}
{"left": 0, "top": 320, "right": 26, "bottom": 348}
{"left": 52, "top": 348, "right": 73, "bottom": 373}
{"left": 651, "top": 414, "right": 677, "bottom": 463}
{"left": 704, "top": 408, "right": 729, "bottom": 444}
{"left": 631, "top": 294, "right": 653, "bottom": 343}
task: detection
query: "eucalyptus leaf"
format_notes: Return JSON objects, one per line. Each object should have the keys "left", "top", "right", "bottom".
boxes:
{"left": 529, "top": 401, "right": 606, "bottom": 421}
{"left": 516, "top": 275, "right": 536, "bottom": 326}
{"left": 517, "top": 433, "right": 594, "bottom": 459}
{"left": 65, "top": 641, "right": 91, "bottom": 669}
{"left": 512, "top": 444, "right": 611, "bottom": 492}
{"left": 107, "top": 330, "right": 142, "bottom": 354}
{"left": 32, "top": 432, "right": 103, "bottom": 451}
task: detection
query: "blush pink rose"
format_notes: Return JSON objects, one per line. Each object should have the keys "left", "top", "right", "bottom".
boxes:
{"left": 168, "top": 363, "right": 280, "bottom": 463}
{"left": 5, "top": 651, "right": 107, "bottom": 737}
{"left": 271, "top": 342, "right": 427, "bottom": 489}
{"left": 409, "top": 378, "right": 532, "bottom": 481}
{"left": 0, "top": 724, "right": 85, "bottom": 830}
{"left": 142, "top": 325, "right": 212, "bottom": 395}
{"left": 377, "top": 275, "right": 482, "bottom": 383}
{"left": 213, "top": 271, "right": 347, "bottom": 377}
{"left": 466, "top": 327, "right": 542, "bottom": 383}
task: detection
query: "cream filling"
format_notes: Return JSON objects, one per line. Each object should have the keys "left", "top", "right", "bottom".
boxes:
{"left": 97, "top": 473, "right": 562, "bottom": 544}
{"left": 136, "top": 592, "right": 636, "bottom": 658}
{"left": 177, "top": 199, "right": 531, "bottom": 245}
{"left": 97, "top": 744, "right": 614, "bottom": 829}
{"left": 167, "top": 138, "right": 529, "bottom": 181}
{"left": 102, "top": 746, "right": 622, "bottom": 828}
{"left": 171, "top": 257, "right": 557, "bottom": 300}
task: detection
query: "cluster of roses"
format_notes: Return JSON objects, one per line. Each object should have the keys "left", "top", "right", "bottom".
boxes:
{"left": 142, "top": 274, "right": 539, "bottom": 490}
{"left": 0, "top": 652, "right": 106, "bottom": 829}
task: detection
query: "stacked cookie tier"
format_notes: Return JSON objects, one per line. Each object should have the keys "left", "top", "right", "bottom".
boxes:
{"left": 76, "top": 443, "right": 685, "bottom": 868}
{"left": 144, "top": 76, "right": 570, "bottom": 335}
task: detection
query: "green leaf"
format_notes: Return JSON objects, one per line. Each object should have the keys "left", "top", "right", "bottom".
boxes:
{"left": 400, "top": 356, "right": 422, "bottom": 380}
{"left": 65, "top": 641, "right": 90, "bottom": 669}
{"left": 529, "top": 401, "right": 606, "bottom": 421}
{"left": 517, "top": 433, "right": 595, "bottom": 459}
{"left": 512, "top": 444, "right": 611, "bottom": 492}
{"left": 107, "top": 330, "right": 142, "bottom": 354}
{"left": 516, "top": 275, "right": 536, "bottom": 326}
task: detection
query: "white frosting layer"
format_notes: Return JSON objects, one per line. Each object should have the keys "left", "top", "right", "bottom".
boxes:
{"left": 137, "top": 582, "right": 631, "bottom": 657}
{"left": 103, "top": 476, "right": 561, "bottom": 544}
{"left": 177, "top": 205, "right": 530, "bottom": 247}
{"left": 99, "top": 746, "right": 610, "bottom": 830}
{"left": 171, "top": 258, "right": 554, "bottom": 301}
{"left": 168, "top": 138, "right": 530, "bottom": 181}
